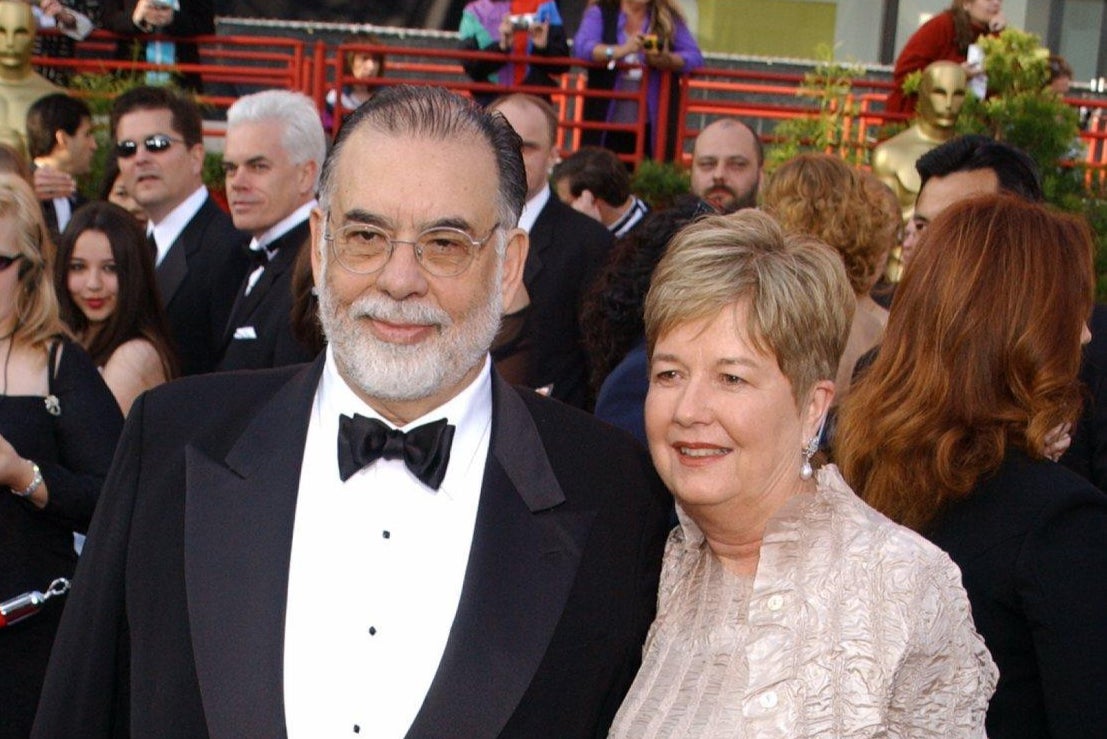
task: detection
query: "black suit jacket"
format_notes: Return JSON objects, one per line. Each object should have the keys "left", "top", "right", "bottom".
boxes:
{"left": 524, "top": 196, "right": 613, "bottom": 410}
{"left": 216, "top": 220, "right": 315, "bottom": 371}
{"left": 927, "top": 449, "right": 1107, "bottom": 737}
{"left": 33, "top": 359, "right": 670, "bottom": 738}
{"left": 40, "top": 193, "right": 86, "bottom": 245}
{"left": 156, "top": 195, "right": 249, "bottom": 376}
{"left": 1061, "top": 302, "right": 1107, "bottom": 490}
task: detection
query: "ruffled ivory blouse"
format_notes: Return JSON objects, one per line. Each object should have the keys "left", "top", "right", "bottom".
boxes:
{"left": 610, "top": 465, "right": 997, "bottom": 738}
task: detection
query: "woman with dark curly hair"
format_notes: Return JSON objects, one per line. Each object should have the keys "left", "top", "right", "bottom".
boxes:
{"left": 761, "top": 153, "right": 898, "bottom": 403}
{"left": 581, "top": 195, "right": 709, "bottom": 443}
{"left": 887, "top": 0, "right": 1005, "bottom": 114}
{"left": 837, "top": 194, "right": 1107, "bottom": 736}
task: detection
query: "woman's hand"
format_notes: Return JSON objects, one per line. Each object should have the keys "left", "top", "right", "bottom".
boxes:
{"left": 39, "top": 0, "right": 77, "bottom": 30}
{"left": 0, "top": 434, "right": 46, "bottom": 508}
{"left": 132, "top": 0, "right": 174, "bottom": 32}
{"left": 1044, "top": 422, "right": 1073, "bottom": 462}
{"left": 529, "top": 20, "right": 550, "bottom": 50}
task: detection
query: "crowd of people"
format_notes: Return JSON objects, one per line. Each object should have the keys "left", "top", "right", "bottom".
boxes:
{"left": 1, "top": 1, "right": 1106, "bottom": 737}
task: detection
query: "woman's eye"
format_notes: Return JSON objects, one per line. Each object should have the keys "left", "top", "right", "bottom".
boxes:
{"left": 653, "top": 369, "right": 680, "bottom": 383}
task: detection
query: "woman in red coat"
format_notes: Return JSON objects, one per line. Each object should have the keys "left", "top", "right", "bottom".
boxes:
{"left": 887, "top": 0, "right": 1005, "bottom": 115}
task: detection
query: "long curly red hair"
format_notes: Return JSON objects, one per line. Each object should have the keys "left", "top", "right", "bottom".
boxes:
{"left": 836, "top": 194, "right": 1094, "bottom": 532}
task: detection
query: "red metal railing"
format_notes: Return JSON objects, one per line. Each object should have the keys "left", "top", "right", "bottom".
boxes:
{"left": 30, "top": 29, "right": 1107, "bottom": 176}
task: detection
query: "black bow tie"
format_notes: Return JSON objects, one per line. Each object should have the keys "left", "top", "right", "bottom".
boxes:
{"left": 248, "top": 246, "right": 271, "bottom": 269}
{"left": 337, "top": 414, "right": 455, "bottom": 490}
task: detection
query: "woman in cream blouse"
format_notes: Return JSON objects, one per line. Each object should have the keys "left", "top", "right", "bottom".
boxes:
{"left": 609, "top": 211, "right": 996, "bottom": 737}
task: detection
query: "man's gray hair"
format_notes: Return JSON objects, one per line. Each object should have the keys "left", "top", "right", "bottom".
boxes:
{"left": 317, "top": 85, "right": 527, "bottom": 234}
{"left": 227, "top": 89, "right": 327, "bottom": 189}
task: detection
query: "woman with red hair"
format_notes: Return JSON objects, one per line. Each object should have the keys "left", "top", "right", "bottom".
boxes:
{"left": 837, "top": 194, "right": 1107, "bottom": 736}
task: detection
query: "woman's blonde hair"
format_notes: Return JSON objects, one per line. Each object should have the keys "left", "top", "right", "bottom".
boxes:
{"left": 762, "top": 153, "right": 897, "bottom": 296}
{"left": 0, "top": 174, "right": 65, "bottom": 347}
{"left": 645, "top": 210, "right": 854, "bottom": 403}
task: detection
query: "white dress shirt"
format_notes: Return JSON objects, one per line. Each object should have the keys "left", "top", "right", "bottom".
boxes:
{"left": 517, "top": 183, "right": 550, "bottom": 234}
{"left": 284, "top": 346, "right": 492, "bottom": 738}
{"left": 243, "top": 199, "right": 315, "bottom": 296}
{"left": 147, "top": 185, "right": 208, "bottom": 266}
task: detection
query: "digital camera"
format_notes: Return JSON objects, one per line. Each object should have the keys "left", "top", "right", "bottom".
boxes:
{"left": 508, "top": 13, "right": 537, "bottom": 31}
{"left": 641, "top": 34, "right": 660, "bottom": 52}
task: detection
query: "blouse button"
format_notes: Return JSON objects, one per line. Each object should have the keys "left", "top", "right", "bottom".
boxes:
{"left": 759, "top": 690, "right": 778, "bottom": 709}
{"left": 766, "top": 594, "right": 784, "bottom": 611}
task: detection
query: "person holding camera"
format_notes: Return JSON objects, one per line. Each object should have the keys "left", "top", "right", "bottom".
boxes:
{"left": 458, "top": 0, "right": 570, "bottom": 106}
{"left": 101, "top": 0, "right": 214, "bottom": 91}
{"left": 574, "top": 0, "right": 703, "bottom": 158}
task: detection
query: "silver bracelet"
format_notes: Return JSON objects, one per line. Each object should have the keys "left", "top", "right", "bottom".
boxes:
{"left": 14, "top": 461, "right": 42, "bottom": 499}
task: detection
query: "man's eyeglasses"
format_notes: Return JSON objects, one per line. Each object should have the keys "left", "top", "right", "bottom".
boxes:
{"left": 323, "top": 215, "right": 499, "bottom": 278}
{"left": 115, "top": 134, "right": 185, "bottom": 159}
{"left": 0, "top": 253, "right": 22, "bottom": 271}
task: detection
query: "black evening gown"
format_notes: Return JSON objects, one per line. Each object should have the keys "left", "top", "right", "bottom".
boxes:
{"left": 0, "top": 338, "right": 122, "bottom": 739}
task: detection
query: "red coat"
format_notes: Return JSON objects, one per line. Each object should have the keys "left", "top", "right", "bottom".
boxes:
{"left": 887, "top": 10, "right": 989, "bottom": 115}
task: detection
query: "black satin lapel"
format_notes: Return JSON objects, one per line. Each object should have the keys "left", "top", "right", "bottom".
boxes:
{"left": 407, "top": 377, "right": 594, "bottom": 738}
{"left": 156, "top": 238, "right": 188, "bottom": 306}
{"left": 183, "top": 358, "right": 322, "bottom": 739}
{"left": 522, "top": 207, "right": 552, "bottom": 286}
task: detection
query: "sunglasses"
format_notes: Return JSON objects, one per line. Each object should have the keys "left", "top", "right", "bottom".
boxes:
{"left": 0, "top": 254, "right": 23, "bottom": 271}
{"left": 115, "top": 134, "right": 185, "bottom": 159}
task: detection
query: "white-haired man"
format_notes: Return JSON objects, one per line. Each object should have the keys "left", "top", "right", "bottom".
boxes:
{"left": 218, "top": 89, "right": 325, "bottom": 370}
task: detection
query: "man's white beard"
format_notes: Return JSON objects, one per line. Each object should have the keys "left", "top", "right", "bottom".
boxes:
{"left": 317, "top": 244, "right": 504, "bottom": 402}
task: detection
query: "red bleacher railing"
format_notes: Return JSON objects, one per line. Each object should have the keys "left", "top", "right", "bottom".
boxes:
{"left": 29, "top": 29, "right": 1107, "bottom": 177}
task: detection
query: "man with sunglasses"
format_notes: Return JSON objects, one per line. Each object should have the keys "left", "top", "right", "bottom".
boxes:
{"left": 34, "top": 84, "right": 670, "bottom": 738}
{"left": 109, "top": 85, "right": 248, "bottom": 375}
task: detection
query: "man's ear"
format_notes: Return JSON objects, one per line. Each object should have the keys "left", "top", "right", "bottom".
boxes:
{"left": 309, "top": 206, "right": 325, "bottom": 286}
{"left": 499, "top": 227, "right": 528, "bottom": 311}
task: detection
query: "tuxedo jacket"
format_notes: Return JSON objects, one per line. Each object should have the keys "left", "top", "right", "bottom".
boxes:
{"left": 40, "top": 193, "right": 86, "bottom": 244}
{"left": 33, "top": 358, "right": 671, "bottom": 738}
{"left": 216, "top": 220, "right": 315, "bottom": 372}
{"left": 157, "top": 195, "right": 250, "bottom": 376}
{"left": 524, "top": 196, "right": 613, "bottom": 410}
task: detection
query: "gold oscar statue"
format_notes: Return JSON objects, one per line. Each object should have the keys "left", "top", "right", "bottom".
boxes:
{"left": 0, "top": 0, "right": 60, "bottom": 153}
{"left": 872, "top": 60, "right": 968, "bottom": 280}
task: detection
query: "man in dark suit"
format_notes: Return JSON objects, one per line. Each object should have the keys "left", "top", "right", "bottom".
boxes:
{"left": 488, "top": 93, "right": 613, "bottom": 410}
{"left": 110, "top": 86, "right": 249, "bottom": 375}
{"left": 25, "top": 92, "right": 96, "bottom": 242}
{"left": 33, "top": 84, "right": 670, "bottom": 738}
{"left": 216, "top": 89, "right": 323, "bottom": 371}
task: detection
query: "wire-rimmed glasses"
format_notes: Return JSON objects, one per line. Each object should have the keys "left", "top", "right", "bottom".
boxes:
{"left": 323, "top": 214, "right": 499, "bottom": 277}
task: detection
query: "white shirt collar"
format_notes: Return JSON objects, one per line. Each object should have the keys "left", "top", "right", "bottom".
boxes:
{"left": 517, "top": 183, "right": 551, "bottom": 233}
{"left": 252, "top": 199, "right": 316, "bottom": 252}
{"left": 148, "top": 185, "right": 209, "bottom": 264}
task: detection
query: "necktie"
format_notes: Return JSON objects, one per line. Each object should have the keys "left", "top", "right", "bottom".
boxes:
{"left": 146, "top": 232, "right": 158, "bottom": 263}
{"left": 337, "top": 414, "right": 455, "bottom": 490}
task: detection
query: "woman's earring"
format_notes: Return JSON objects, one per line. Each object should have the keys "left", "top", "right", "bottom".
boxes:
{"left": 800, "top": 415, "right": 828, "bottom": 480}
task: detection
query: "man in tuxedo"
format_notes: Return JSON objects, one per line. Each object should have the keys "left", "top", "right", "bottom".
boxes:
{"left": 25, "top": 92, "right": 96, "bottom": 241}
{"left": 217, "top": 89, "right": 323, "bottom": 371}
{"left": 487, "top": 93, "right": 613, "bottom": 409}
{"left": 111, "top": 85, "right": 249, "bottom": 375}
{"left": 33, "top": 84, "right": 670, "bottom": 738}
